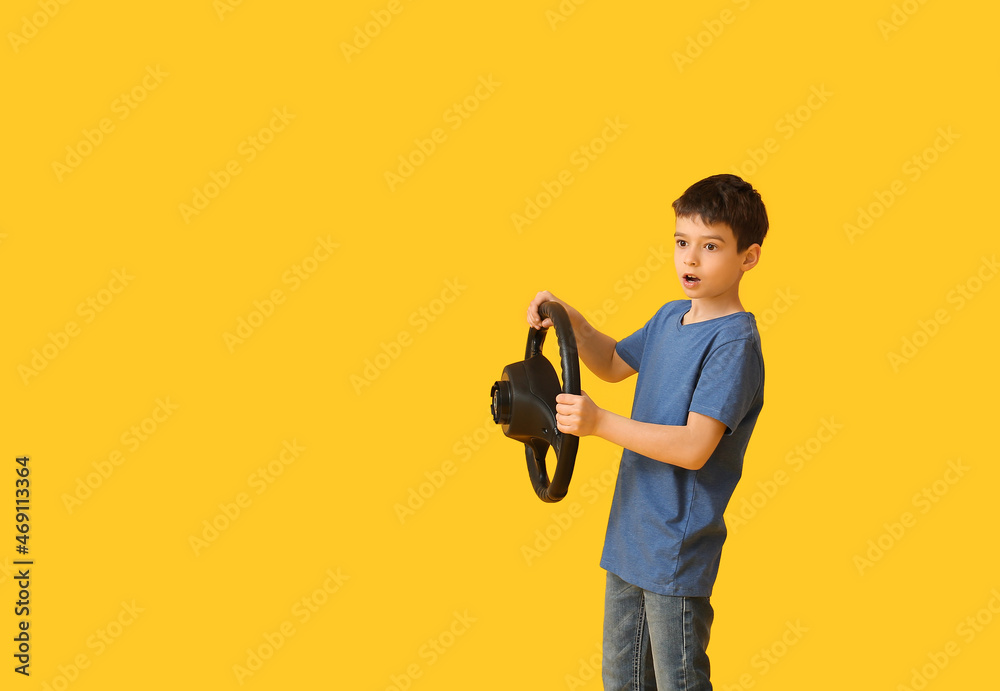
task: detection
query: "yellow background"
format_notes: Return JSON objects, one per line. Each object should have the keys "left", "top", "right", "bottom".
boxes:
{"left": 2, "top": 0, "right": 998, "bottom": 688}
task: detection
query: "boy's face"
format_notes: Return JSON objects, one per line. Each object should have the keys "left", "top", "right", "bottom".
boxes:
{"left": 673, "top": 215, "right": 759, "bottom": 303}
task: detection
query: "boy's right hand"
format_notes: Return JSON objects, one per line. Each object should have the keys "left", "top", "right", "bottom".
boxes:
{"left": 527, "top": 291, "right": 563, "bottom": 330}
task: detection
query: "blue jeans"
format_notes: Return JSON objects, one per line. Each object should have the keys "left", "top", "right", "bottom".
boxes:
{"left": 603, "top": 571, "right": 714, "bottom": 691}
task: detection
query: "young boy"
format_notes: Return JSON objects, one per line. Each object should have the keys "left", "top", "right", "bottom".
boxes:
{"left": 526, "top": 174, "right": 768, "bottom": 691}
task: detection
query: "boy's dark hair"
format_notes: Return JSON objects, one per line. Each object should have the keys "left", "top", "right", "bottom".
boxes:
{"left": 672, "top": 174, "right": 768, "bottom": 252}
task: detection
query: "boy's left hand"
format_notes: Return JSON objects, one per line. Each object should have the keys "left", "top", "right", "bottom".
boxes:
{"left": 555, "top": 391, "right": 601, "bottom": 437}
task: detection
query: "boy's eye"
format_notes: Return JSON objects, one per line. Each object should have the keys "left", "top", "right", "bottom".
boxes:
{"left": 705, "top": 243, "right": 717, "bottom": 251}
{"left": 676, "top": 239, "right": 687, "bottom": 247}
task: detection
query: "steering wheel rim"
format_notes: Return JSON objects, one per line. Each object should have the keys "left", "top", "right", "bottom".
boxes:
{"left": 524, "top": 301, "right": 580, "bottom": 502}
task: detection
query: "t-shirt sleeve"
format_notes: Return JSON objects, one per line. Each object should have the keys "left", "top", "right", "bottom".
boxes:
{"left": 689, "top": 338, "right": 762, "bottom": 434}
{"left": 615, "top": 321, "right": 647, "bottom": 371}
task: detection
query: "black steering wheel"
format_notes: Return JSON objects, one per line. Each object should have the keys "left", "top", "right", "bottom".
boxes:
{"left": 490, "top": 302, "right": 580, "bottom": 502}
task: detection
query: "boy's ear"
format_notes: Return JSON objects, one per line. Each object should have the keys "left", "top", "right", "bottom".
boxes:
{"left": 740, "top": 244, "right": 761, "bottom": 273}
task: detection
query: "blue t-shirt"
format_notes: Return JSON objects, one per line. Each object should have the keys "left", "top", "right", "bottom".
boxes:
{"left": 600, "top": 300, "right": 764, "bottom": 597}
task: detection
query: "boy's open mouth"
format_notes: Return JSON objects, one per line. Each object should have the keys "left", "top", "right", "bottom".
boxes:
{"left": 682, "top": 274, "right": 700, "bottom": 287}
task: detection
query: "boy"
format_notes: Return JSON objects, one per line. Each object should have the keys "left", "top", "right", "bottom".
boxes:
{"left": 526, "top": 174, "right": 768, "bottom": 691}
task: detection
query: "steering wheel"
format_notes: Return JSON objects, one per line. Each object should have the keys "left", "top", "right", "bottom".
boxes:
{"left": 490, "top": 302, "right": 580, "bottom": 502}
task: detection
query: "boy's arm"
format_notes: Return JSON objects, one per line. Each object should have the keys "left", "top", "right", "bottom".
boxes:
{"left": 555, "top": 393, "right": 726, "bottom": 471}
{"left": 527, "top": 291, "right": 636, "bottom": 383}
